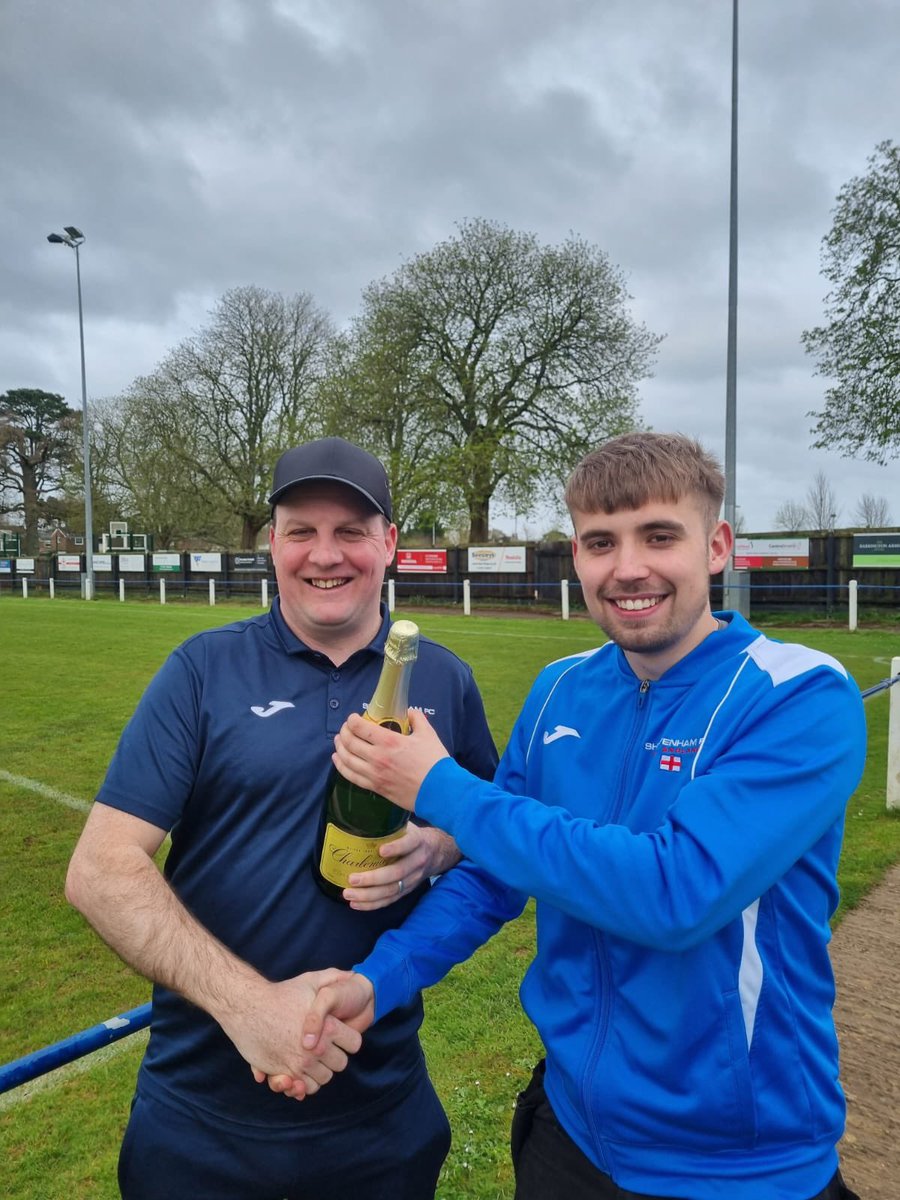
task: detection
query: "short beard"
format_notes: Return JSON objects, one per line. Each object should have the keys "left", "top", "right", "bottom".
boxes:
{"left": 597, "top": 618, "right": 682, "bottom": 657}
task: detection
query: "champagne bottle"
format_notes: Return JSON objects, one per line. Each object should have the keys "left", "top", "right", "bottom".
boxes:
{"left": 314, "top": 619, "right": 420, "bottom": 901}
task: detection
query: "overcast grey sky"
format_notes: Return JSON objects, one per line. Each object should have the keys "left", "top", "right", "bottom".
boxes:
{"left": 2, "top": 0, "right": 898, "bottom": 534}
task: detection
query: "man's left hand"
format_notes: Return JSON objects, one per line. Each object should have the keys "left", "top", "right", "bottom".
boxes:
{"left": 342, "top": 823, "right": 461, "bottom": 911}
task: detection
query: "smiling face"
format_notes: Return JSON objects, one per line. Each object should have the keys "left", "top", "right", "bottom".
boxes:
{"left": 571, "top": 494, "right": 733, "bottom": 680}
{"left": 269, "top": 481, "right": 397, "bottom": 663}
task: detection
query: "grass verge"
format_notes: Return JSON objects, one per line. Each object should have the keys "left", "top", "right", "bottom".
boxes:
{"left": 1, "top": 598, "right": 897, "bottom": 1198}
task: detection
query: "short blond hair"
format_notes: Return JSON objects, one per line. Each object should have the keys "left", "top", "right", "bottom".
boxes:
{"left": 565, "top": 433, "right": 725, "bottom": 528}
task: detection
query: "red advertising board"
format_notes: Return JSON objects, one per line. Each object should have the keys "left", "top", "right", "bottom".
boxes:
{"left": 733, "top": 538, "right": 809, "bottom": 570}
{"left": 397, "top": 549, "right": 448, "bottom": 573}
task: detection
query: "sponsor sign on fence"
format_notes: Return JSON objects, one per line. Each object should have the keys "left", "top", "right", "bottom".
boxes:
{"left": 467, "top": 546, "right": 527, "bottom": 573}
{"left": 118, "top": 553, "right": 146, "bottom": 573}
{"left": 397, "top": 549, "right": 448, "bottom": 573}
{"left": 57, "top": 555, "right": 82, "bottom": 573}
{"left": 190, "top": 552, "right": 223, "bottom": 572}
{"left": 733, "top": 538, "right": 809, "bottom": 570}
{"left": 852, "top": 534, "right": 900, "bottom": 568}
{"left": 152, "top": 553, "right": 181, "bottom": 573}
{"left": 233, "top": 554, "right": 269, "bottom": 572}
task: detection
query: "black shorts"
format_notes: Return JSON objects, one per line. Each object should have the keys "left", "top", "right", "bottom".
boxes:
{"left": 511, "top": 1059, "right": 859, "bottom": 1200}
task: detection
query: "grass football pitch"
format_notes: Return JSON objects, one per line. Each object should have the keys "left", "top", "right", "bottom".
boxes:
{"left": 1, "top": 597, "right": 898, "bottom": 1199}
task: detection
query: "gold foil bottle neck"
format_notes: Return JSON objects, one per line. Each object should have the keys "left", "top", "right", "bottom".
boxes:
{"left": 384, "top": 620, "right": 419, "bottom": 665}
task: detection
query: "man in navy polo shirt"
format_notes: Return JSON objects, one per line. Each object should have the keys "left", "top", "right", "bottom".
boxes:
{"left": 65, "top": 437, "right": 498, "bottom": 1200}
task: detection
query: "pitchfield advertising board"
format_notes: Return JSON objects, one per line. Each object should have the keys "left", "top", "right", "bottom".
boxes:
{"left": 852, "top": 534, "right": 900, "bottom": 568}
{"left": 397, "top": 550, "right": 448, "bottom": 573}
{"left": 733, "top": 538, "right": 809, "bottom": 570}
{"left": 467, "top": 546, "right": 527, "bottom": 573}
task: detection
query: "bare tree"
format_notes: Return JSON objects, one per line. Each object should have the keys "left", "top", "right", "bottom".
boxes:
{"left": 852, "top": 493, "right": 892, "bottom": 528}
{"left": 805, "top": 471, "right": 840, "bottom": 530}
{"left": 90, "top": 395, "right": 231, "bottom": 548}
{"left": 105, "top": 287, "right": 334, "bottom": 548}
{"left": 773, "top": 500, "right": 811, "bottom": 531}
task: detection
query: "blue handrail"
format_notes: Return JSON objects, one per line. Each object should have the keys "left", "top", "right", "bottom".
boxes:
{"left": 0, "top": 1003, "right": 151, "bottom": 1095}
{"left": 861, "top": 674, "right": 900, "bottom": 700}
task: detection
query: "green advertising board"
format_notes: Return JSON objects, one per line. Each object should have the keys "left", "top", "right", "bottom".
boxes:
{"left": 151, "top": 553, "right": 181, "bottom": 573}
{"left": 852, "top": 534, "right": 900, "bottom": 567}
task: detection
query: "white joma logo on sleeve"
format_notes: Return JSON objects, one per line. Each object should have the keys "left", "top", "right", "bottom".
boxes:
{"left": 250, "top": 700, "right": 296, "bottom": 718}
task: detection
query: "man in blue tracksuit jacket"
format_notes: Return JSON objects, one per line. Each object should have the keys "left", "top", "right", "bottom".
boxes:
{"left": 296, "top": 433, "right": 866, "bottom": 1200}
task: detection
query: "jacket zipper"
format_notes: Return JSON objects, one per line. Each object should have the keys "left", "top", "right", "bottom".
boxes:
{"left": 583, "top": 677, "right": 653, "bottom": 1170}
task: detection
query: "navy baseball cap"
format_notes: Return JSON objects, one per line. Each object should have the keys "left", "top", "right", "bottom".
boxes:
{"left": 268, "top": 437, "right": 392, "bottom": 521}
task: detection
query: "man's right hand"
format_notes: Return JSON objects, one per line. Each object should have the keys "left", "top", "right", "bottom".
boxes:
{"left": 255, "top": 971, "right": 376, "bottom": 1101}
{"left": 65, "top": 806, "right": 367, "bottom": 1101}
{"left": 217, "top": 968, "right": 362, "bottom": 1098}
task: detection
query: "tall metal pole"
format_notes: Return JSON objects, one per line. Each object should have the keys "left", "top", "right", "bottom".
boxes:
{"left": 48, "top": 226, "right": 94, "bottom": 599}
{"left": 722, "top": 0, "right": 744, "bottom": 613}
{"left": 73, "top": 241, "right": 94, "bottom": 600}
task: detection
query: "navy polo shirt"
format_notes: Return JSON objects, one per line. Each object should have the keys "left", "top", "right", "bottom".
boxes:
{"left": 96, "top": 599, "right": 498, "bottom": 1129}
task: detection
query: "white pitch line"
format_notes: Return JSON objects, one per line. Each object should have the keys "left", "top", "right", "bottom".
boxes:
{"left": 0, "top": 769, "right": 91, "bottom": 814}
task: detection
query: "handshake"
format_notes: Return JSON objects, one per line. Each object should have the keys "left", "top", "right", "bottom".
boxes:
{"left": 220, "top": 968, "right": 376, "bottom": 1102}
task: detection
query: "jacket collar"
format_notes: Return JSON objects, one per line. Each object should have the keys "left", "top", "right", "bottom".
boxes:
{"left": 613, "top": 610, "right": 759, "bottom": 686}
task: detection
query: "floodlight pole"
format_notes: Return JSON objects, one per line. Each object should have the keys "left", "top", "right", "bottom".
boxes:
{"left": 722, "top": 0, "right": 745, "bottom": 614}
{"left": 48, "top": 226, "right": 94, "bottom": 599}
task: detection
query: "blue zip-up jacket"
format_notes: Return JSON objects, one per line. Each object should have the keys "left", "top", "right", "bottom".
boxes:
{"left": 357, "top": 613, "right": 867, "bottom": 1199}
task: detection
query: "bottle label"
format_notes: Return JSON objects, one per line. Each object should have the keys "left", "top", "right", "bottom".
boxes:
{"left": 319, "top": 823, "right": 406, "bottom": 888}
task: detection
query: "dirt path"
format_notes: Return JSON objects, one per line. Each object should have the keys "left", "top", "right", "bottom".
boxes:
{"left": 833, "top": 863, "right": 900, "bottom": 1198}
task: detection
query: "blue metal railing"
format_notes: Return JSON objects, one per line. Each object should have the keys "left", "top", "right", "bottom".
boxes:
{"left": 861, "top": 674, "right": 900, "bottom": 700}
{"left": 0, "top": 1003, "right": 151, "bottom": 1095}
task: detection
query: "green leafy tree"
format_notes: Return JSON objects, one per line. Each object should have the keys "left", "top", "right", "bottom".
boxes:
{"left": 0, "top": 388, "right": 79, "bottom": 553}
{"left": 805, "top": 141, "right": 900, "bottom": 463}
{"left": 109, "top": 286, "right": 334, "bottom": 549}
{"left": 338, "top": 219, "right": 660, "bottom": 541}
{"left": 318, "top": 322, "right": 468, "bottom": 534}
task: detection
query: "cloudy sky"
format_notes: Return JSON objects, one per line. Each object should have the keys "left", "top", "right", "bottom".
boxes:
{"left": 2, "top": 0, "right": 898, "bottom": 534}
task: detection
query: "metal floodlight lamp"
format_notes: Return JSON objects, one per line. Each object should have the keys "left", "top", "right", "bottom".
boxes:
{"left": 47, "top": 227, "right": 85, "bottom": 248}
{"left": 47, "top": 223, "right": 94, "bottom": 598}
